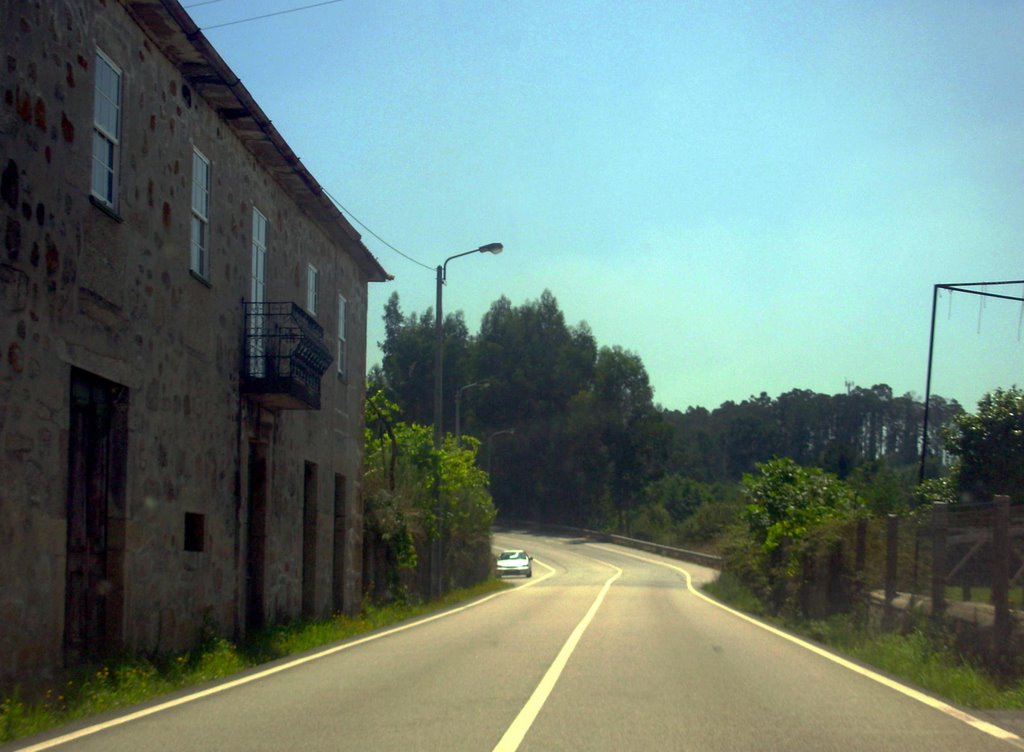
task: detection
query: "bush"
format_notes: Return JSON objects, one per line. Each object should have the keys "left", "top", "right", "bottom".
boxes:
{"left": 742, "top": 458, "right": 861, "bottom": 559}
{"left": 677, "top": 499, "right": 743, "bottom": 545}
{"left": 364, "top": 391, "right": 496, "bottom": 601}
{"left": 720, "top": 458, "right": 864, "bottom": 618}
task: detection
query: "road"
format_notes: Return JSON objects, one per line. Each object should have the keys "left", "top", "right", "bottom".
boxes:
{"left": 11, "top": 530, "right": 1024, "bottom": 751}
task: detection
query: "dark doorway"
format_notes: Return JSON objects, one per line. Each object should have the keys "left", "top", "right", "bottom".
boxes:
{"left": 65, "top": 369, "right": 127, "bottom": 665}
{"left": 332, "top": 474, "right": 347, "bottom": 613}
{"left": 301, "top": 461, "right": 318, "bottom": 619}
{"left": 246, "top": 441, "right": 268, "bottom": 632}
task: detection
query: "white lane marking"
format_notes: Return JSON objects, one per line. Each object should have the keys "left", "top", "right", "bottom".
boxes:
{"left": 492, "top": 558, "right": 623, "bottom": 752}
{"left": 592, "top": 544, "right": 1023, "bottom": 745}
{"left": 15, "top": 565, "right": 557, "bottom": 752}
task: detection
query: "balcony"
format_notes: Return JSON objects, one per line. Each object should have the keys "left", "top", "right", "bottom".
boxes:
{"left": 241, "top": 302, "right": 333, "bottom": 410}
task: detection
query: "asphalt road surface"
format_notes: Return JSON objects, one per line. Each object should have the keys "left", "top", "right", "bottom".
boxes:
{"left": 11, "top": 530, "right": 1024, "bottom": 751}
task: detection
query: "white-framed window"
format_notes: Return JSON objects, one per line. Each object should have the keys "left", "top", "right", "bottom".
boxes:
{"left": 337, "top": 293, "right": 347, "bottom": 378}
{"left": 306, "top": 263, "right": 318, "bottom": 315}
{"left": 91, "top": 49, "right": 121, "bottom": 207}
{"left": 190, "top": 148, "right": 211, "bottom": 279}
{"left": 251, "top": 208, "right": 267, "bottom": 304}
{"left": 248, "top": 208, "right": 268, "bottom": 377}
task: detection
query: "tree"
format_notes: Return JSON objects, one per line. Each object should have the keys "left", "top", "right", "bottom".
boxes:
{"left": 474, "top": 290, "right": 595, "bottom": 425}
{"left": 363, "top": 391, "right": 495, "bottom": 601}
{"left": 722, "top": 395, "right": 779, "bottom": 479}
{"left": 471, "top": 291, "right": 603, "bottom": 523}
{"left": 663, "top": 406, "right": 722, "bottom": 483}
{"left": 663, "top": 385, "right": 958, "bottom": 486}
{"left": 732, "top": 458, "right": 863, "bottom": 616}
{"left": 848, "top": 459, "right": 913, "bottom": 514}
{"left": 742, "top": 458, "right": 861, "bottom": 557}
{"left": 377, "top": 292, "right": 472, "bottom": 429}
{"left": 593, "top": 345, "right": 668, "bottom": 532}
{"left": 644, "top": 474, "right": 711, "bottom": 523}
{"left": 560, "top": 390, "right": 612, "bottom": 526}
{"left": 377, "top": 292, "right": 435, "bottom": 425}
{"left": 372, "top": 288, "right": 967, "bottom": 532}
{"left": 942, "top": 387, "right": 1024, "bottom": 504}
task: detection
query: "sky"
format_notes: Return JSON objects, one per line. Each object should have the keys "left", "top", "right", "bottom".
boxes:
{"left": 187, "top": 0, "right": 1023, "bottom": 413}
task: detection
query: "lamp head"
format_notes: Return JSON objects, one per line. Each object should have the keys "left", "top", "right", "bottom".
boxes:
{"left": 478, "top": 242, "right": 503, "bottom": 255}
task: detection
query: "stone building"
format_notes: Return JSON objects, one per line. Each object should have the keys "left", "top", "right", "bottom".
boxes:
{"left": 0, "top": 0, "right": 390, "bottom": 689}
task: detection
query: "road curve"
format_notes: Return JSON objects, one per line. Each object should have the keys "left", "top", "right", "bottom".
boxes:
{"left": 10, "top": 530, "right": 1024, "bottom": 751}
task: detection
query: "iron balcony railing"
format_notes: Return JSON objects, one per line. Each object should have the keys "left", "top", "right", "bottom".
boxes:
{"left": 241, "top": 301, "right": 333, "bottom": 410}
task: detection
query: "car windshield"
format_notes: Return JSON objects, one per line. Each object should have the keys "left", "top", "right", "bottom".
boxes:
{"left": 499, "top": 551, "right": 525, "bottom": 560}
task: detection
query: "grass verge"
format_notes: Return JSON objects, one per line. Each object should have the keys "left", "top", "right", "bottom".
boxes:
{"left": 703, "top": 571, "right": 1024, "bottom": 710}
{"left": 0, "top": 579, "right": 508, "bottom": 744}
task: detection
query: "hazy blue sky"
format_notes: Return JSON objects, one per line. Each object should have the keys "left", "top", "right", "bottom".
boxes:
{"left": 189, "top": 0, "right": 1023, "bottom": 412}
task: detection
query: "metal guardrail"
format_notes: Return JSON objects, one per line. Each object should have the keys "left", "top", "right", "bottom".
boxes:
{"left": 599, "top": 532, "right": 723, "bottom": 569}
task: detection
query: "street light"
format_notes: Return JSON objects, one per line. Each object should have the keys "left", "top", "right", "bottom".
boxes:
{"left": 433, "top": 243, "right": 503, "bottom": 448}
{"left": 487, "top": 429, "right": 515, "bottom": 479}
{"left": 431, "top": 242, "right": 503, "bottom": 598}
{"left": 456, "top": 381, "right": 488, "bottom": 448}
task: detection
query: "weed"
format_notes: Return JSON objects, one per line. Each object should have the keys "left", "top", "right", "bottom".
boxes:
{"left": 702, "top": 570, "right": 768, "bottom": 616}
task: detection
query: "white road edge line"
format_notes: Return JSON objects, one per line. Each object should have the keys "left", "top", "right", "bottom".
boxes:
{"left": 492, "top": 558, "right": 623, "bottom": 752}
{"left": 14, "top": 563, "right": 558, "bottom": 752}
{"left": 592, "top": 544, "right": 1023, "bottom": 745}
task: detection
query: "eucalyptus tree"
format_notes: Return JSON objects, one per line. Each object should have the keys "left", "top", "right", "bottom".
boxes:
{"left": 472, "top": 291, "right": 599, "bottom": 521}
{"left": 378, "top": 292, "right": 472, "bottom": 429}
{"left": 593, "top": 345, "right": 668, "bottom": 532}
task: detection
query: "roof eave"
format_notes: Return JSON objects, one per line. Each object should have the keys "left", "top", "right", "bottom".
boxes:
{"left": 123, "top": 0, "right": 392, "bottom": 283}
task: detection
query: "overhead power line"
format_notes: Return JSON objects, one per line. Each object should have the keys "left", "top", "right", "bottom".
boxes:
{"left": 323, "top": 189, "right": 433, "bottom": 273}
{"left": 182, "top": 1, "right": 428, "bottom": 273}
{"left": 193, "top": 0, "right": 346, "bottom": 31}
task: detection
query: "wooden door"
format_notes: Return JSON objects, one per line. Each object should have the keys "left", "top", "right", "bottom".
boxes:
{"left": 65, "top": 371, "right": 115, "bottom": 662}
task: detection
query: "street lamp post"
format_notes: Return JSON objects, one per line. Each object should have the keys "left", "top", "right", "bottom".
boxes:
{"left": 433, "top": 243, "right": 503, "bottom": 449}
{"left": 431, "top": 242, "right": 503, "bottom": 598}
{"left": 456, "top": 381, "right": 488, "bottom": 448}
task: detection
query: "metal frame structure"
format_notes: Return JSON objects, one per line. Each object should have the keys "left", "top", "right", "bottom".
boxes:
{"left": 919, "top": 280, "right": 1024, "bottom": 482}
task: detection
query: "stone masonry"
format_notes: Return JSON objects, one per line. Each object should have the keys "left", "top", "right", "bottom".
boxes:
{"left": 0, "top": 0, "right": 389, "bottom": 690}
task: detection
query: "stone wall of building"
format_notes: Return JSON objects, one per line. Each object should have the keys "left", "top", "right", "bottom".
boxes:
{"left": 0, "top": 0, "right": 379, "bottom": 690}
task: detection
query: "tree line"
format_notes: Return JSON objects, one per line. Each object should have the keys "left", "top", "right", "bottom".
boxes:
{"left": 664, "top": 383, "right": 961, "bottom": 485}
{"left": 369, "top": 289, "right": 962, "bottom": 538}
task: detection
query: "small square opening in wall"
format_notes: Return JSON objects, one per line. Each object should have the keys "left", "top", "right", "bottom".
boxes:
{"left": 184, "top": 512, "right": 205, "bottom": 552}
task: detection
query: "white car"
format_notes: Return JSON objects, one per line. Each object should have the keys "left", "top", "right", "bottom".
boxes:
{"left": 496, "top": 549, "right": 533, "bottom": 578}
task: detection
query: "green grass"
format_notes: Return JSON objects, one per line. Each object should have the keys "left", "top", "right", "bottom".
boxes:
{"left": 0, "top": 579, "right": 509, "bottom": 744}
{"left": 703, "top": 572, "right": 1024, "bottom": 710}
{"left": 945, "top": 585, "right": 1024, "bottom": 609}
{"left": 702, "top": 570, "right": 768, "bottom": 616}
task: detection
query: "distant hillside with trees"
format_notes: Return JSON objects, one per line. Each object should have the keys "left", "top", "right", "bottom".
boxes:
{"left": 369, "top": 289, "right": 963, "bottom": 542}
